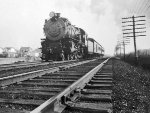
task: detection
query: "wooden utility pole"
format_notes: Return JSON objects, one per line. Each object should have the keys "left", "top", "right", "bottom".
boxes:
{"left": 116, "top": 40, "right": 122, "bottom": 57}
{"left": 122, "top": 15, "right": 146, "bottom": 63}
{"left": 132, "top": 16, "right": 138, "bottom": 62}
{"left": 120, "top": 37, "right": 129, "bottom": 61}
{"left": 123, "top": 41, "right": 125, "bottom": 60}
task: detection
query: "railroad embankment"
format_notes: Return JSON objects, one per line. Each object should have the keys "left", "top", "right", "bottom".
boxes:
{"left": 112, "top": 59, "right": 150, "bottom": 113}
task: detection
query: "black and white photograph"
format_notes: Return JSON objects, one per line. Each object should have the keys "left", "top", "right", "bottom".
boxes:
{"left": 0, "top": 0, "right": 150, "bottom": 113}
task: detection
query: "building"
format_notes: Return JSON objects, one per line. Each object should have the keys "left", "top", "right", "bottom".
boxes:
{"left": 19, "top": 47, "right": 32, "bottom": 57}
{"left": 3, "top": 47, "right": 18, "bottom": 58}
{"left": 25, "top": 48, "right": 41, "bottom": 61}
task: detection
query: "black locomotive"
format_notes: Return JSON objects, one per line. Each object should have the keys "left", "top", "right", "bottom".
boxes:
{"left": 41, "top": 12, "right": 104, "bottom": 61}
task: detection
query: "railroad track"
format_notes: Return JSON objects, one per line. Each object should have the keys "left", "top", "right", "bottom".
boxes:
{"left": 0, "top": 60, "right": 77, "bottom": 78}
{"left": 0, "top": 62, "right": 47, "bottom": 71}
{"left": 62, "top": 58, "right": 113, "bottom": 113}
{"left": 0, "top": 59, "right": 102, "bottom": 113}
{"left": 31, "top": 58, "right": 113, "bottom": 113}
{"left": 0, "top": 60, "right": 75, "bottom": 71}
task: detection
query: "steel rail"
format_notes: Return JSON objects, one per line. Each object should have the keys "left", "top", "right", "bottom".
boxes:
{"left": 0, "top": 59, "right": 94, "bottom": 87}
{"left": 31, "top": 58, "right": 110, "bottom": 113}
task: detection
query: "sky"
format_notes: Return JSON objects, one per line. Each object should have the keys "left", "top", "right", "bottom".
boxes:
{"left": 0, "top": 0, "right": 150, "bottom": 55}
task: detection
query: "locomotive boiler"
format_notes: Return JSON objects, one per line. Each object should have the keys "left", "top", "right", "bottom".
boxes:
{"left": 41, "top": 11, "right": 104, "bottom": 61}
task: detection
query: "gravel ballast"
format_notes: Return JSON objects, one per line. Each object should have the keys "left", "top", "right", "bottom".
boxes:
{"left": 112, "top": 59, "right": 150, "bottom": 113}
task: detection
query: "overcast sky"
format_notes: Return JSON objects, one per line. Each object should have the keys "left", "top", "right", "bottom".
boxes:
{"left": 0, "top": 0, "right": 149, "bottom": 55}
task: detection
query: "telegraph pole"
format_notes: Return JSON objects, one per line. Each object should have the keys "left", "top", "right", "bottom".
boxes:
{"left": 120, "top": 37, "right": 129, "bottom": 61}
{"left": 123, "top": 40, "right": 126, "bottom": 60}
{"left": 132, "top": 16, "right": 138, "bottom": 62}
{"left": 117, "top": 40, "right": 122, "bottom": 57}
{"left": 122, "top": 15, "right": 146, "bottom": 63}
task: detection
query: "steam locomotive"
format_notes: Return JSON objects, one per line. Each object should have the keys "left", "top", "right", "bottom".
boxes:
{"left": 41, "top": 12, "right": 104, "bottom": 61}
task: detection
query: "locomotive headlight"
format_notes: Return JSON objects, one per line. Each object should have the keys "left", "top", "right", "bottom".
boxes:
{"left": 49, "top": 11, "right": 55, "bottom": 18}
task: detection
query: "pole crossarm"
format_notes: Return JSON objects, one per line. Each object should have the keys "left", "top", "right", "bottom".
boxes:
{"left": 122, "top": 17, "right": 132, "bottom": 19}
{"left": 122, "top": 21, "right": 133, "bottom": 23}
{"left": 135, "top": 35, "right": 146, "bottom": 37}
{"left": 123, "top": 36, "right": 134, "bottom": 38}
{"left": 135, "top": 27, "right": 146, "bottom": 29}
{"left": 123, "top": 37, "right": 130, "bottom": 39}
{"left": 134, "top": 20, "right": 146, "bottom": 22}
{"left": 135, "top": 31, "right": 146, "bottom": 33}
{"left": 135, "top": 23, "right": 145, "bottom": 26}
{"left": 134, "top": 15, "right": 146, "bottom": 18}
{"left": 122, "top": 25, "right": 134, "bottom": 27}
{"left": 123, "top": 32, "right": 134, "bottom": 34}
{"left": 122, "top": 28, "right": 133, "bottom": 31}
{"left": 122, "top": 16, "right": 145, "bottom": 20}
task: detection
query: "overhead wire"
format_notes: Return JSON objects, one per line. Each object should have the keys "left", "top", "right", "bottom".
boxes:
{"left": 138, "top": 0, "right": 146, "bottom": 14}
{"left": 134, "top": 0, "right": 143, "bottom": 14}
{"left": 130, "top": 0, "right": 135, "bottom": 15}
{"left": 127, "top": 1, "right": 133, "bottom": 16}
{"left": 139, "top": 0, "right": 150, "bottom": 14}
{"left": 135, "top": 0, "right": 149, "bottom": 31}
{"left": 143, "top": 1, "right": 150, "bottom": 30}
{"left": 144, "top": 2, "right": 150, "bottom": 15}
{"left": 137, "top": 0, "right": 147, "bottom": 14}
{"left": 132, "top": 0, "right": 141, "bottom": 15}
{"left": 139, "top": 0, "right": 150, "bottom": 37}
{"left": 122, "top": 0, "right": 150, "bottom": 40}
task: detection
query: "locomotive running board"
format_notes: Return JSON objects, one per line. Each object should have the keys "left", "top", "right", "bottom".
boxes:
{"left": 31, "top": 58, "right": 110, "bottom": 113}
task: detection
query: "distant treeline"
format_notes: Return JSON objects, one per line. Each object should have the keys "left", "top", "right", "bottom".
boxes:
{"left": 118, "top": 49, "right": 150, "bottom": 71}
